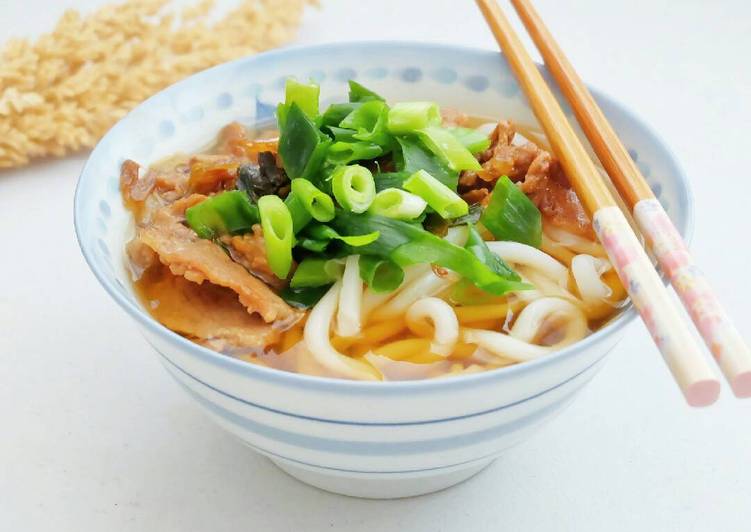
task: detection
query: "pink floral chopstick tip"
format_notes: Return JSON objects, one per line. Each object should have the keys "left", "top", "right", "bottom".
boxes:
{"left": 634, "top": 198, "right": 751, "bottom": 397}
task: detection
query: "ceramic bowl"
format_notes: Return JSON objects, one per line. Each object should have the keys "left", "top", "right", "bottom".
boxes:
{"left": 74, "top": 42, "right": 692, "bottom": 498}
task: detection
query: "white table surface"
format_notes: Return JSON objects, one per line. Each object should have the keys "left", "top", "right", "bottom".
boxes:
{"left": 2, "top": 0, "right": 750, "bottom": 530}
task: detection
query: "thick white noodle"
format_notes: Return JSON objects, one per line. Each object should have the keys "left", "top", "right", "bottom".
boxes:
{"left": 371, "top": 269, "right": 458, "bottom": 320}
{"left": 464, "top": 297, "right": 588, "bottom": 362}
{"left": 544, "top": 225, "right": 607, "bottom": 257}
{"left": 462, "top": 328, "right": 550, "bottom": 362}
{"left": 486, "top": 241, "right": 568, "bottom": 286}
{"left": 406, "top": 297, "right": 459, "bottom": 357}
{"left": 335, "top": 255, "right": 363, "bottom": 337}
{"left": 361, "top": 263, "right": 430, "bottom": 318}
{"left": 304, "top": 282, "right": 377, "bottom": 380}
{"left": 510, "top": 297, "right": 589, "bottom": 348}
{"left": 571, "top": 254, "right": 612, "bottom": 300}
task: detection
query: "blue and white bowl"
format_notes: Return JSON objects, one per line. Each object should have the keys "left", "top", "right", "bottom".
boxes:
{"left": 74, "top": 42, "right": 692, "bottom": 498}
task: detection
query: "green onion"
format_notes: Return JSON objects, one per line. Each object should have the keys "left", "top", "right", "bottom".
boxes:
{"left": 387, "top": 102, "right": 441, "bottom": 134}
{"left": 290, "top": 179, "right": 335, "bottom": 222}
{"left": 359, "top": 255, "right": 404, "bottom": 292}
{"left": 284, "top": 192, "right": 313, "bottom": 234}
{"left": 368, "top": 188, "right": 427, "bottom": 220}
{"left": 331, "top": 164, "right": 377, "bottom": 213}
{"left": 326, "top": 141, "right": 383, "bottom": 165}
{"left": 280, "top": 285, "right": 330, "bottom": 308}
{"left": 449, "top": 127, "right": 491, "bottom": 154}
{"left": 417, "top": 125, "right": 482, "bottom": 171}
{"left": 325, "top": 126, "right": 358, "bottom": 142}
{"left": 374, "top": 171, "right": 411, "bottom": 192}
{"left": 395, "top": 136, "right": 457, "bottom": 190}
{"left": 403, "top": 169, "right": 469, "bottom": 219}
{"left": 321, "top": 102, "right": 361, "bottom": 127}
{"left": 290, "top": 257, "right": 343, "bottom": 288}
{"left": 348, "top": 80, "right": 384, "bottom": 103}
{"left": 284, "top": 78, "right": 319, "bottom": 119}
{"left": 298, "top": 237, "right": 330, "bottom": 253}
{"left": 278, "top": 103, "right": 331, "bottom": 180}
{"left": 480, "top": 175, "right": 542, "bottom": 247}
{"left": 464, "top": 224, "right": 520, "bottom": 281}
{"left": 258, "top": 195, "right": 294, "bottom": 279}
{"left": 305, "top": 223, "right": 380, "bottom": 247}
{"left": 331, "top": 211, "right": 530, "bottom": 296}
{"left": 339, "top": 100, "right": 391, "bottom": 147}
{"left": 185, "top": 190, "right": 259, "bottom": 239}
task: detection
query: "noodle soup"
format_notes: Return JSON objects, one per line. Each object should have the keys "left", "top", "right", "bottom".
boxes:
{"left": 123, "top": 79, "right": 627, "bottom": 381}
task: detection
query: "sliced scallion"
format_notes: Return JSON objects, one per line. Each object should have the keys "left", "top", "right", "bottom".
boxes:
{"left": 290, "top": 179, "right": 335, "bottom": 222}
{"left": 331, "top": 164, "right": 377, "bottom": 213}
{"left": 387, "top": 102, "right": 441, "bottom": 134}
{"left": 368, "top": 188, "right": 427, "bottom": 220}
{"left": 403, "top": 169, "right": 469, "bottom": 219}
{"left": 258, "top": 195, "right": 294, "bottom": 279}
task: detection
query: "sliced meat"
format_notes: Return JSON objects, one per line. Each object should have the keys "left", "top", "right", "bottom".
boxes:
{"left": 458, "top": 120, "right": 593, "bottom": 237}
{"left": 188, "top": 154, "right": 238, "bottom": 194}
{"left": 222, "top": 226, "right": 287, "bottom": 290}
{"left": 521, "top": 151, "right": 593, "bottom": 237}
{"left": 132, "top": 195, "right": 297, "bottom": 324}
{"left": 135, "top": 264, "right": 280, "bottom": 350}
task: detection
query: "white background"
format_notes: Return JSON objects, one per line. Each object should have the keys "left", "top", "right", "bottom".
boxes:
{"left": 1, "top": 1, "right": 750, "bottom": 530}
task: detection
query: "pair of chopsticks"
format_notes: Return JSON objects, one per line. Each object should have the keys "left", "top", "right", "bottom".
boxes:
{"left": 475, "top": 0, "right": 751, "bottom": 406}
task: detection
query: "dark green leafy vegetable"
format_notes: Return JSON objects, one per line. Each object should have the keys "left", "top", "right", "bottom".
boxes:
{"left": 331, "top": 212, "right": 529, "bottom": 295}
{"left": 348, "top": 80, "right": 385, "bottom": 103}
{"left": 281, "top": 285, "right": 331, "bottom": 308}
{"left": 326, "top": 141, "right": 383, "bottom": 165}
{"left": 290, "top": 258, "right": 343, "bottom": 288}
{"left": 359, "top": 255, "right": 404, "bottom": 292}
{"left": 480, "top": 175, "right": 542, "bottom": 247}
{"left": 236, "top": 152, "right": 289, "bottom": 202}
{"left": 185, "top": 190, "right": 259, "bottom": 239}
{"left": 449, "top": 127, "right": 491, "bottom": 154}
{"left": 395, "top": 136, "right": 458, "bottom": 190}
{"left": 278, "top": 103, "right": 331, "bottom": 180}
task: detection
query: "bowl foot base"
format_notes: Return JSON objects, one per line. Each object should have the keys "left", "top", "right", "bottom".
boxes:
{"left": 269, "top": 457, "right": 495, "bottom": 499}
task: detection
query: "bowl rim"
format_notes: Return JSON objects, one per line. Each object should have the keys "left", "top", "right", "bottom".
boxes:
{"left": 74, "top": 40, "right": 694, "bottom": 394}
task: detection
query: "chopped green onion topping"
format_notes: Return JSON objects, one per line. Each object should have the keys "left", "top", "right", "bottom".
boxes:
{"left": 395, "top": 136, "right": 458, "bottom": 190}
{"left": 321, "top": 102, "right": 361, "bottom": 128}
{"left": 417, "top": 125, "right": 482, "bottom": 171}
{"left": 305, "top": 223, "right": 380, "bottom": 247}
{"left": 185, "top": 190, "right": 259, "bottom": 239}
{"left": 359, "top": 255, "right": 404, "bottom": 292}
{"left": 387, "top": 102, "right": 441, "bottom": 134}
{"left": 283, "top": 191, "right": 313, "bottom": 234}
{"left": 449, "top": 126, "right": 491, "bottom": 154}
{"left": 290, "top": 257, "right": 344, "bottom": 288}
{"left": 326, "top": 141, "right": 383, "bottom": 165}
{"left": 368, "top": 188, "right": 427, "bottom": 220}
{"left": 480, "top": 175, "right": 542, "bottom": 247}
{"left": 284, "top": 78, "right": 320, "bottom": 119}
{"left": 331, "top": 164, "right": 377, "bottom": 213}
{"left": 403, "top": 169, "right": 468, "bottom": 219}
{"left": 280, "top": 285, "right": 330, "bottom": 308}
{"left": 339, "top": 100, "right": 391, "bottom": 147}
{"left": 290, "top": 179, "right": 335, "bottom": 222}
{"left": 278, "top": 103, "right": 331, "bottom": 180}
{"left": 348, "top": 80, "right": 385, "bottom": 103}
{"left": 258, "top": 195, "right": 294, "bottom": 279}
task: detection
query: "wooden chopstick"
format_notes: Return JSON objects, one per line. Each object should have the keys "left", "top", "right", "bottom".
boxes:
{"left": 509, "top": 0, "right": 751, "bottom": 398}
{"left": 474, "top": 0, "right": 720, "bottom": 406}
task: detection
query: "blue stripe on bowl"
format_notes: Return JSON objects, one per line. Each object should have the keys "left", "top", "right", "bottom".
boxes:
{"left": 156, "top": 346, "right": 607, "bottom": 427}
{"left": 173, "top": 367, "right": 577, "bottom": 458}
